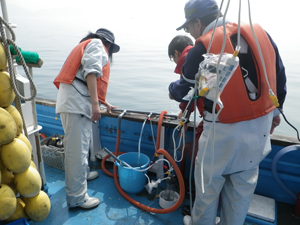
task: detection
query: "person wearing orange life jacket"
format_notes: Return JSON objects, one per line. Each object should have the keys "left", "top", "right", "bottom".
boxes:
{"left": 170, "top": 0, "right": 287, "bottom": 224}
{"left": 54, "top": 28, "right": 120, "bottom": 209}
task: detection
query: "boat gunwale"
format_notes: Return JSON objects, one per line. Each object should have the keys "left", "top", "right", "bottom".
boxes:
{"left": 35, "top": 97, "right": 300, "bottom": 146}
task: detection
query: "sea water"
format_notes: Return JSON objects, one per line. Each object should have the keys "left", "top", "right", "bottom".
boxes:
{"left": 6, "top": 0, "right": 300, "bottom": 138}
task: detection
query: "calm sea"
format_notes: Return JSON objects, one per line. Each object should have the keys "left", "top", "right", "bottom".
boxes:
{"left": 6, "top": 0, "right": 300, "bottom": 138}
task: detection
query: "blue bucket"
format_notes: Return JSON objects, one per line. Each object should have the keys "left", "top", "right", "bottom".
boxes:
{"left": 115, "top": 152, "right": 150, "bottom": 193}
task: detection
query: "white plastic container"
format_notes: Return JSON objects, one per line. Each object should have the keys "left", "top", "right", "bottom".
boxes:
{"left": 159, "top": 190, "right": 179, "bottom": 209}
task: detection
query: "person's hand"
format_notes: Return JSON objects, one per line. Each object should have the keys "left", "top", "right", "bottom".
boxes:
{"left": 270, "top": 114, "right": 280, "bottom": 134}
{"left": 91, "top": 103, "right": 101, "bottom": 121}
{"left": 106, "top": 102, "right": 118, "bottom": 113}
{"left": 178, "top": 111, "right": 183, "bottom": 119}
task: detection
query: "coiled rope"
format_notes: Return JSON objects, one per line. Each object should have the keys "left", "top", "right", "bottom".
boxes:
{"left": 0, "top": 16, "right": 37, "bottom": 138}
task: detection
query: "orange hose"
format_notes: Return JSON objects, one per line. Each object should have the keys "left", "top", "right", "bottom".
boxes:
{"left": 155, "top": 110, "right": 167, "bottom": 151}
{"left": 39, "top": 133, "right": 47, "bottom": 139}
{"left": 101, "top": 130, "right": 124, "bottom": 177}
{"left": 101, "top": 154, "right": 114, "bottom": 177}
{"left": 102, "top": 110, "right": 185, "bottom": 213}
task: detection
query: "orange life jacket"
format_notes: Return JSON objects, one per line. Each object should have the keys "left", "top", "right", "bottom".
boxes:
{"left": 53, "top": 39, "right": 110, "bottom": 104}
{"left": 196, "top": 23, "right": 276, "bottom": 123}
{"left": 175, "top": 45, "right": 193, "bottom": 75}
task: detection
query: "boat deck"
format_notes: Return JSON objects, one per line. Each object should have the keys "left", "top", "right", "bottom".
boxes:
{"left": 21, "top": 160, "right": 300, "bottom": 225}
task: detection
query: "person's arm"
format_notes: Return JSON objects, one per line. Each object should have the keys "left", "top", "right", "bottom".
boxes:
{"left": 266, "top": 32, "right": 287, "bottom": 110}
{"left": 86, "top": 73, "right": 101, "bottom": 121}
{"left": 266, "top": 33, "right": 287, "bottom": 134}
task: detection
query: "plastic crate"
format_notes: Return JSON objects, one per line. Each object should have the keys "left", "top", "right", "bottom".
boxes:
{"left": 41, "top": 144, "right": 65, "bottom": 171}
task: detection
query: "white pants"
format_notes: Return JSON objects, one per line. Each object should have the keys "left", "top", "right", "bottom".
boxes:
{"left": 191, "top": 111, "right": 273, "bottom": 225}
{"left": 60, "top": 113, "right": 92, "bottom": 207}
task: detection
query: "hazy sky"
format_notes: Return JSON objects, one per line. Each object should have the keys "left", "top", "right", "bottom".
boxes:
{"left": 4, "top": 0, "right": 296, "bottom": 50}
{"left": 7, "top": 0, "right": 292, "bottom": 27}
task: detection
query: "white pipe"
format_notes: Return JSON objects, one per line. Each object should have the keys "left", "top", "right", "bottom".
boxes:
{"left": 271, "top": 145, "right": 300, "bottom": 201}
{"left": 0, "top": 0, "right": 11, "bottom": 39}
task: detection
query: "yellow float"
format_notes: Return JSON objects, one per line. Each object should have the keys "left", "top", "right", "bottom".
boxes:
{"left": 0, "top": 184, "right": 17, "bottom": 220}
{"left": 1, "top": 138, "right": 31, "bottom": 173}
{"left": 25, "top": 190, "right": 51, "bottom": 222}
{"left": 5, "top": 198, "right": 29, "bottom": 223}
{"left": 0, "top": 42, "right": 7, "bottom": 70}
{"left": 0, "top": 148, "right": 5, "bottom": 171}
{"left": 0, "top": 107, "right": 17, "bottom": 146}
{"left": 1, "top": 169, "right": 18, "bottom": 195}
{"left": 16, "top": 133, "right": 32, "bottom": 153}
{"left": 5, "top": 105, "right": 23, "bottom": 136}
{"left": 0, "top": 71, "right": 15, "bottom": 107}
{"left": 14, "top": 166, "right": 42, "bottom": 198}
{"left": 1, "top": 169, "right": 14, "bottom": 185}
{"left": 30, "top": 160, "right": 37, "bottom": 170}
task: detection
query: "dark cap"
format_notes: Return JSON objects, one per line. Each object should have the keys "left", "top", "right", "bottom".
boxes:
{"left": 177, "top": 0, "right": 219, "bottom": 31}
{"left": 96, "top": 28, "right": 120, "bottom": 53}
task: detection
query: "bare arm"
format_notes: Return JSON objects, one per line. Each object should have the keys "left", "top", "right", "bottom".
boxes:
{"left": 86, "top": 73, "right": 101, "bottom": 121}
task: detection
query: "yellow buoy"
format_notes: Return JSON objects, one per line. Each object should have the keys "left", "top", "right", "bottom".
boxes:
{"left": 1, "top": 169, "right": 14, "bottom": 185}
{"left": 1, "top": 138, "right": 31, "bottom": 173}
{"left": 5, "top": 105, "right": 23, "bottom": 136}
{"left": 0, "top": 147, "right": 6, "bottom": 171}
{"left": 1, "top": 169, "right": 18, "bottom": 195}
{"left": 0, "top": 184, "right": 17, "bottom": 220}
{"left": 0, "top": 42, "right": 7, "bottom": 70}
{"left": 0, "top": 71, "right": 15, "bottom": 107}
{"left": 5, "top": 198, "right": 29, "bottom": 223}
{"left": 14, "top": 166, "right": 41, "bottom": 198}
{"left": 25, "top": 190, "right": 51, "bottom": 222}
{"left": 0, "top": 107, "right": 17, "bottom": 146}
{"left": 16, "top": 133, "right": 32, "bottom": 153}
{"left": 30, "top": 160, "right": 37, "bottom": 170}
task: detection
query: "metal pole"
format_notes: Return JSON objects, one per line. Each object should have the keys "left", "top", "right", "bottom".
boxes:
{"left": 0, "top": 0, "right": 11, "bottom": 39}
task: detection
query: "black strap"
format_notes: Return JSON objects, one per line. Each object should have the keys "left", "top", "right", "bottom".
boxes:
{"left": 74, "top": 76, "right": 87, "bottom": 85}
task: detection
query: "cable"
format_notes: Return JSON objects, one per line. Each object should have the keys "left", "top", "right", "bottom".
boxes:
{"left": 149, "top": 119, "right": 157, "bottom": 150}
{"left": 198, "top": 0, "right": 232, "bottom": 194}
{"left": 172, "top": 123, "right": 186, "bottom": 162}
{"left": 188, "top": 96, "right": 198, "bottom": 221}
{"left": 278, "top": 108, "right": 300, "bottom": 142}
{"left": 207, "top": 0, "right": 225, "bottom": 53}
{"left": 119, "top": 158, "right": 171, "bottom": 173}
{"left": 138, "top": 113, "right": 152, "bottom": 164}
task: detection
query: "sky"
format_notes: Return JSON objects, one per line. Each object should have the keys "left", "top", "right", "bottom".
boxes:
{"left": 6, "top": 0, "right": 293, "bottom": 35}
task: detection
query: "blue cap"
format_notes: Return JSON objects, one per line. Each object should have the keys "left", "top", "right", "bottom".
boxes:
{"left": 96, "top": 28, "right": 120, "bottom": 53}
{"left": 176, "top": 0, "right": 219, "bottom": 31}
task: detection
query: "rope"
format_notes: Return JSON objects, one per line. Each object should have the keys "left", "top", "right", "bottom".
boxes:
{"left": 0, "top": 16, "right": 38, "bottom": 138}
